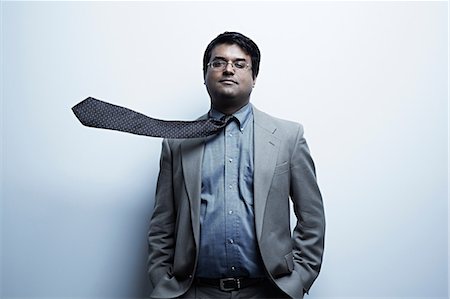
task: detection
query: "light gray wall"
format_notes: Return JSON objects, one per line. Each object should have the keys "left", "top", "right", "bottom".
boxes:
{"left": 1, "top": 1, "right": 448, "bottom": 298}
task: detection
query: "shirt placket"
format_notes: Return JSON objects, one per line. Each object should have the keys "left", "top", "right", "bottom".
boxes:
{"left": 224, "top": 121, "right": 241, "bottom": 276}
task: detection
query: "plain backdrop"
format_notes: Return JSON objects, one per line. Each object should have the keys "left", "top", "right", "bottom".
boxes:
{"left": 1, "top": 1, "right": 448, "bottom": 298}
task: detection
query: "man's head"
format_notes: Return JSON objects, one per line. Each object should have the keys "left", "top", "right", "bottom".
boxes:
{"left": 203, "top": 32, "right": 261, "bottom": 80}
{"left": 203, "top": 32, "right": 261, "bottom": 114}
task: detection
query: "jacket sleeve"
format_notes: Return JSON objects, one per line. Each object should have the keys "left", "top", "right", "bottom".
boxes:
{"left": 290, "top": 124, "right": 325, "bottom": 294}
{"left": 147, "top": 139, "right": 176, "bottom": 289}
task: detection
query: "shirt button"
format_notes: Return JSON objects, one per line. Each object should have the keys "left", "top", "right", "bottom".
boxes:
{"left": 229, "top": 239, "right": 234, "bottom": 244}
{"left": 228, "top": 210, "right": 233, "bottom": 215}
{"left": 229, "top": 185, "right": 232, "bottom": 189}
{"left": 231, "top": 266, "right": 236, "bottom": 271}
{"left": 229, "top": 158, "right": 233, "bottom": 163}
{"left": 228, "top": 133, "right": 233, "bottom": 137}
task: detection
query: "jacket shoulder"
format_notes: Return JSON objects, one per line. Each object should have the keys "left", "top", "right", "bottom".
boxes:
{"left": 253, "top": 107, "right": 304, "bottom": 138}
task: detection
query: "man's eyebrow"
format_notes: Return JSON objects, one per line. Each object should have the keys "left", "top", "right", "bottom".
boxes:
{"left": 212, "top": 56, "right": 247, "bottom": 61}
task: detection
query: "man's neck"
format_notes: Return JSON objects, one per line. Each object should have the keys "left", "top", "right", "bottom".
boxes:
{"left": 211, "top": 99, "right": 250, "bottom": 115}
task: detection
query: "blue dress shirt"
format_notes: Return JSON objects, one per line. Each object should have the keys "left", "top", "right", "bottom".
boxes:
{"left": 195, "top": 104, "right": 265, "bottom": 278}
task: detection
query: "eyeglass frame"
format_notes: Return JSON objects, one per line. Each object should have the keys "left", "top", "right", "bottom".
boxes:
{"left": 207, "top": 59, "right": 252, "bottom": 71}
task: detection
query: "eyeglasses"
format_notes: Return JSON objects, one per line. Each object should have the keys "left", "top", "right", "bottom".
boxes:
{"left": 207, "top": 59, "right": 251, "bottom": 71}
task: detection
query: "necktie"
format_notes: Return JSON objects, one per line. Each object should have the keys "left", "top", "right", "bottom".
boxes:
{"left": 72, "top": 97, "right": 234, "bottom": 139}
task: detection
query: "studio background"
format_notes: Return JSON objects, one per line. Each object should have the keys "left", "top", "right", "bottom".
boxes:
{"left": 1, "top": 1, "right": 448, "bottom": 298}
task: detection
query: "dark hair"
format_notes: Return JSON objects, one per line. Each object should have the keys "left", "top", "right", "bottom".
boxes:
{"left": 203, "top": 32, "right": 261, "bottom": 79}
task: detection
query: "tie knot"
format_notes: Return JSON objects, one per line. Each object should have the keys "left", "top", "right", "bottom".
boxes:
{"left": 221, "top": 114, "right": 235, "bottom": 123}
{"left": 221, "top": 115, "right": 241, "bottom": 129}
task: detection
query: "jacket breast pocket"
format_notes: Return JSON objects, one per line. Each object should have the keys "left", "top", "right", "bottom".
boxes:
{"left": 274, "top": 161, "right": 289, "bottom": 175}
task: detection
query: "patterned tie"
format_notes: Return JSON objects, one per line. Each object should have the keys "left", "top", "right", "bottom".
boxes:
{"left": 72, "top": 97, "right": 234, "bottom": 139}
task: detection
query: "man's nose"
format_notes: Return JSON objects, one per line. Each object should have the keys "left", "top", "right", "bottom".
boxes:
{"left": 223, "top": 62, "right": 235, "bottom": 74}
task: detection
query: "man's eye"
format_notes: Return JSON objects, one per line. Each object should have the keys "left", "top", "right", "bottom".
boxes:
{"left": 211, "top": 61, "right": 225, "bottom": 68}
{"left": 234, "top": 62, "right": 246, "bottom": 69}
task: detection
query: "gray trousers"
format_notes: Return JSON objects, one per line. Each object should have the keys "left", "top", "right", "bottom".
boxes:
{"left": 177, "top": 279, "right": 290, "bottom": 299}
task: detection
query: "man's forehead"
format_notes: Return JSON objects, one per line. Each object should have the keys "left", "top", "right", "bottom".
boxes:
{"left": 211, "top": 43, "right": 250, "bottom": 59}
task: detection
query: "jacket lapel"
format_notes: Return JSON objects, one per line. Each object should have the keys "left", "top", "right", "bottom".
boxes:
{"left": 253, "top": 108, "right": 280, "bottom": 241}
{"left": 180, "top": 108, "right": 208, "bottom": 248}
{"left": 180, "top": 137, "right": 205, "bottom": 248}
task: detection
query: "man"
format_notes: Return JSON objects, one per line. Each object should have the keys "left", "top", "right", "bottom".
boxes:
{"left": 147, "top": 32, "right": 325, "bottom": 299}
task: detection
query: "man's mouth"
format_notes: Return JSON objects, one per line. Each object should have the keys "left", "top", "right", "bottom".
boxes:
{"left": 219, "top": 79, "right": 238, "bottom": 84}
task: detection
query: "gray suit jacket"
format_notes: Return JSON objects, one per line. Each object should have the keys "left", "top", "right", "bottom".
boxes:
{"left": 147, "top": 107, "right": 325, "bottom": 299}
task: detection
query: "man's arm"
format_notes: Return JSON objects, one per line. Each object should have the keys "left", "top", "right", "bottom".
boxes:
{"left": 147, "top": 139, "right": 176, "bottom": 289}
{"left": 290, "top": 124, "right": 326, "bottom": 294}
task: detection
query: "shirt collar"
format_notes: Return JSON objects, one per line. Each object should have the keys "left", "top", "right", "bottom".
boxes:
{"left": 209, "top": 103, "right": 253, "bottom": 131}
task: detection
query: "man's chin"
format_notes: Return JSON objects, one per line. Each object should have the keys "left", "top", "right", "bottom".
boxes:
{"left": 217, "top": 84, "right": 238, "bottom": 93}
{"left": 213, "top": 89, "right": 239, "bottom": 100}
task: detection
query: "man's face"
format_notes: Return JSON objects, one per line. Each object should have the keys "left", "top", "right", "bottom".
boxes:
{"left": 204, "top": 43, "right": 255, "bottom": 113}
